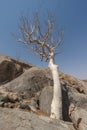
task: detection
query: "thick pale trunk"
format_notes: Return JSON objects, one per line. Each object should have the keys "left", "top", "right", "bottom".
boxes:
{"left": 49, "top": 58, "right": 62, "bottom": 120}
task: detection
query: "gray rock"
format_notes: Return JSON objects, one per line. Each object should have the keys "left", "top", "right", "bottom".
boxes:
{"left": 68, "top": 86, "right": 87, "bottom": 109}
{"left": 62, "top": 82, "right": 71, "bottom": 122}
{"left": 0, "top": 60, "right": 19, "bottom": 84}
{"left": 60, "top": 72, "right": 87, "bottom": 95}
{"left": 0, "top": 54, "right": 33, "bottom": 85}
{"left": 40, "top": 80, "right": 87, "bottom": 122}
{"left": 0, "top": 107, "right": 75, "bottom": 130}
{"left": 0, "top": 102, "right": 4, "bottom": 107}
{"left": 0, "top": 55, "right": 87, "bottom": 129}
{"left": 40, "top": 82, "right": 71, "bottom": 122}
{"left": 62, "top": 82, "right": 87, "bottom": 121}
{"left": 69, "top": 104, "right": 87, "bottom": 130}
{"left": 40, "top": 86, "right": 53, "bottom": 115}
{"left": 2, "top": 67, "right": 52, "bottom": 99}
{"left": 19, "top": 98, "right": 38, "bottom": 112}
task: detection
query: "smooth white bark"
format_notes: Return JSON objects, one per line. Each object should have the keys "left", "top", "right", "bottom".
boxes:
{"left": 49, "top": 57, "right": 62, "bottom": 120}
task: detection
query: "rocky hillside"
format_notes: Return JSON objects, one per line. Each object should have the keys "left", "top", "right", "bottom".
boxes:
{"left": 0, "top": 54, "right": 87, "bottom": 130}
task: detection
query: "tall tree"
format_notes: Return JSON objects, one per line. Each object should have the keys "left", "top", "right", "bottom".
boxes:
{"left": 17, "top": 14, "right": 63, "bottom": 119}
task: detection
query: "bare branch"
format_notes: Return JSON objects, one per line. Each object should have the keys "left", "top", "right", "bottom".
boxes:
{"left": 43, "top": 19, "right": 53, "bottom": 43}
{"left": 53, "top": 31, "right": 64, "bottom": 49}
{"left": 17, "top": 14, "right": 63, "bottom": 61}
{"left": 34, "top": 13, "right": 44, "bottom": 38}
{"left": 54, "top": 50, "right": 63, "bottom": 56}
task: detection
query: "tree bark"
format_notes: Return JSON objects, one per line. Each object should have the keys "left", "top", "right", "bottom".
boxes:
{"left": 49, "top": 58, "right": 62, "bottom": 120}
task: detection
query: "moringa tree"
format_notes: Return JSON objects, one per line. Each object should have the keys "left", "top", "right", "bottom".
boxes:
{"left": 17, "top": 14, "right": 63, "bottom": 120}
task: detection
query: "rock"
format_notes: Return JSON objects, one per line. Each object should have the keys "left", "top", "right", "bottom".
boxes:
{"left": 0, "top": 91, "right": 20, "bottom": 103}
{"left": 62, "top": 81, "right": 87, "bottom": 122}
{"left": 0, "top": 107, "right": 75, "bottom": 130}
{"left": 40, "top": 86, "right": 53, "bottom": 115}
{"left": 0, "top": 60, "right": 18, "bottom": 84}
{"left": 68, "top": 86, "right": 87, "bottom": 109}
{"left": 61, "top": 82, "right": 71, "bottom": 122}
{"left": 19, "top": 101, "right": 31, "bottom": 110}
{"left": 60, "top": 72, "right": 87, "bottom": 94}
{"left": 40, "top": 82, "right": 71, "bottom": 122}
{"left": 0, "top": 54, "right": 87, "bottom": 129}
{"left": 0, "top": 54, "right": 33, "bottom": 85}
{"left": 69, "top": 103, "right": 87, "bottom": 130}
{"left": 40, "top": 80, "right": 87, "bottom": 122}
{"left": 19, "top": 98, "right": 38, "bottom": 112}
{"left": 3, "top": 102, "right": 18, "bottom": 108}
{"left": 0, "top": 102, "right": 4, "bottom": 107}
{"left": 0, "top": 95, "right": 9, "bottom": 103}
{"left": 2, "top": 67, "right": 52, "bottom": 99}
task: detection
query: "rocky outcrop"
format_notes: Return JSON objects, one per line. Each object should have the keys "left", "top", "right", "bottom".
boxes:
{"left": 0, "top": 54, "right": 87, "bottom": 130}
{"left": 0, "top": 54, "right": 33, "bottom": 85}
{"left": 69, "top": 104, "right": 87, "bottom": 130}
{"left": 40, "top": 86, "right": 53, "bottom": 115}
{"left": 60, "top": 72, "right": 87, "bottom": 94}
{"left": 1, "top": 67, "right": 52, "bottom": 99}
{"left": 0, "top": 107, "right": 75, "bottom": 130}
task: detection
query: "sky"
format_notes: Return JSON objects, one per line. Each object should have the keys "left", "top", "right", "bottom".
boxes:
{"left": 0, "top": 0, "right": 87, "bottom": 79}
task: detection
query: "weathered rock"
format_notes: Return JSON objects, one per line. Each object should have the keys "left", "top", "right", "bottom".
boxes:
{"left": 69, "top": 103, "right": 87, "bottom": 130}
{"left": 40, "top": 86, "right": 53, "bottom": 115}
{"left": 0, "top": 60, "right": 19, "bottom": 84}
{"left": 68, "top": 86, "right": 87, "bottom": 110}
{"left": 0, "top": 91, "right": 20, "bottom": 103}
{"left": 0, "top": 107, "right": 75, "bottom": 130}
{"left": 19, "top": 98, "right": 39, "bottom": 112}
{"left": 40, "top": 82, "right": 71, "bottom": 122}
{"left": 61, "top": 82, "right": 71, "bottom": 122}
{"left": 60, "top": 72, "right": 87, "bottom": 94}
{"left": 1, "top": 67, "right": 52, "bottom": 99}
{"left": 62, "top": 81, "right": 87, "bottom": 122}
{"left": 0, "top": 54, "right": 87, "bottom": 129}
{"left": 0, "top": 54, "right": 33, "bottom": 85}
{"left": 19, "top": 101, "right": 31, "bottom": 110}
{"left": 39, "top": 80, "right": 87, "bottom": 122}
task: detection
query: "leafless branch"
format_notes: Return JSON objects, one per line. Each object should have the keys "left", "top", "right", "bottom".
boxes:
{"left": 55, "top": 31, "right": 64, "bottom": 49}
{"left": 17, "top": 14, "right": 63, "bottom": 61}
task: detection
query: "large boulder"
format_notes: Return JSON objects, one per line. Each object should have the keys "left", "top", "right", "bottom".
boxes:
{"left": 0, "top": 107, "right": 75, "bottom": 130}
{"left": 40, "top": 86, "right": 53, "bottom": 115}
{"left": 69, "top": 104, "right": 87, "bottom": 130}
{"left": 0, "top": 54, "right": 87, "bottom": 129}
{"left": 39, "top": 81, "right": 71, "bottom": 122}
{"left": 39, "top": 80, "right": 87, "bottom": 122}
{"left": 1, "top": 67, "right": 53, "bottom": 99}
{"left": 0, "top": 54, "right": 33, "bottom": 85}
{"left": 60, "top": 72, "right": 87, "bottom": 94}
{"left": 68, "top": 86, "right": 87, "bottom": 109}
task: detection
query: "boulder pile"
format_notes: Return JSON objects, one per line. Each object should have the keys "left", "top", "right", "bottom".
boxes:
{"left": 0, "top": 54, "right": 87, "bottom": 130}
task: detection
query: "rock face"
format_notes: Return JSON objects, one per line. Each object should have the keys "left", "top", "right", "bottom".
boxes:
{"left": 69, "top": 104, "right": 87, "bottom": 130}
{"left": 0, "top": 54, "right": 33, "bottom": 85}
{"left": 40, "top": 86, "right": 53, "bottom": 115}
{"left": 0, "top": 107, "right": 75, "bottom": 130}
{"left": 0, "top": 54, "right": 87, "bottom": 130}
{"left": 2, "top": 67, "right": 52, "bottom": 99}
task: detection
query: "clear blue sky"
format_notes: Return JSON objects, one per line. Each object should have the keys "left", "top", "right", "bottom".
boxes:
{"left": 0, "top": 0, "right": 87, "bottom": 79}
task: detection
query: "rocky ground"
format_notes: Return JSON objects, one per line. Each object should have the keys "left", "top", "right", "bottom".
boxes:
{"left": 0, "top": 54, "right": 87, "bottom": 130}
